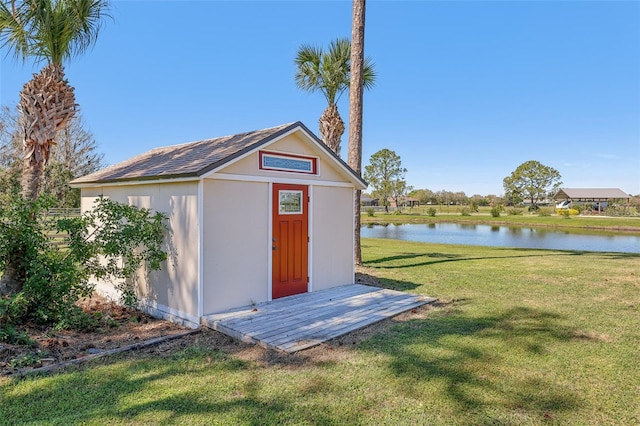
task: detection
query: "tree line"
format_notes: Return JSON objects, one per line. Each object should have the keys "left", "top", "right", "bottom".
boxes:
{"left": 363, "top": 152, "right": 575, "bottom": 210}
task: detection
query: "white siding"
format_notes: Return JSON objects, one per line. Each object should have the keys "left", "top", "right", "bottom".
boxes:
{"left": 311, "top": 185, "right": 355, "bottom": 290}
{"left": 202, "top": 178, "right": 270, "bottom": 314}
{"left": 79, "top": 182, "right": 200, "bottom": 325}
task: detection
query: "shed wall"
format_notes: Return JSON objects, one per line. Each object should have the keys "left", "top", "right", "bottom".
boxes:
{"left": 202, "top": 178, "right": 270, "bottom": 314}
{"left": 80, "top": 182, "right": 200, "bottom": 326}
{"left": 311, "top": 185, "right": 355, "bottom": 290}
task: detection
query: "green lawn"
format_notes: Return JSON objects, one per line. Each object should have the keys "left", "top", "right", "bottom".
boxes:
{"left": 1, "top": 239, "right": 639, "bottom": 425}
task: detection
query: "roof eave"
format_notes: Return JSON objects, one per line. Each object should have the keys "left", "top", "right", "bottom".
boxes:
{"left": 69, "top": 173, "right": 201, "bottom": 188}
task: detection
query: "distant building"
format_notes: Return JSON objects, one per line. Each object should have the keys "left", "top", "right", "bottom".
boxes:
{"left": 361, "top": 195, "right": 379, "bottom": 206}
{"left": 553, "top": 188, "right": 631, "bottom": 212}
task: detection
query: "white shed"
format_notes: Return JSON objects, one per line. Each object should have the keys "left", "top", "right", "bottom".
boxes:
{"left": 71, "top": 122, "right": 367, "bottom": 327}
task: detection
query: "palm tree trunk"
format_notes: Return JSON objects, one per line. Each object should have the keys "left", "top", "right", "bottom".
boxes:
{"left": 19, "top": 63, "right": 76, "bottom": 201}
{"left": 319, "top": 103, "right": 345, "bottom": 155}
{"left": 348, "top": 0, "right": 366, "bottom": 266}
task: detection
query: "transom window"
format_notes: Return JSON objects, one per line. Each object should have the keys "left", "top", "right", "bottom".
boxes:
{"left": 259, "top": 151, "right": 317, "bottom": 174}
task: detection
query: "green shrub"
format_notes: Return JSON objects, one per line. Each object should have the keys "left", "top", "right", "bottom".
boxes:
{"left": 366, "top": 207, "right": 375, "bottom": 217}
{"left": 490, "top": 206, "right": 502, "bottom": 217}
{"left": 460, "top": 207, "right": 471, "bottom": 216}
{"left": 10, "top": 352, "right": 43, "bottom": 369}
{"left": 0, "top": 324, "right": 34, "bottom": 345}
{"left": 537, "top": 207, "right": 554, "bottom": 217}
{"left": 605, "top": 205, "right": 635, "bottom": 217}
{"left": 427, "top": 207, "right": 437, "bottom": 217}
{"left": 0, "top": 195, "right": 168, "bottom": 328}
{"left": 507, "top": 208, "right": 524, "bottom": 216}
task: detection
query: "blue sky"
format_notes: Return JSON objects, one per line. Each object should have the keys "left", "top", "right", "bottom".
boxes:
{"left": 1, "top": 0, "right": 638, "bottom": 196}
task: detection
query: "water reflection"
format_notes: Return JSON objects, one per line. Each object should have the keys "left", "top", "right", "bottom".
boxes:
{"left": 361, "top": 223, "right": 640, "bottom": 253}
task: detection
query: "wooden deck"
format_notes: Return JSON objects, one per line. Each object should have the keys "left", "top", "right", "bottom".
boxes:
{"left": 201, "top": 284, "right": 436, "bottom": 353}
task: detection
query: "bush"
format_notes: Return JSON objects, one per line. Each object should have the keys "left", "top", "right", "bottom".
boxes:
{"left": 366, "top": 207, "right": 375, "bottom": 217}
{"left": 490, "top": 206, "right": 502, "bottom": 217}
{"left": 0, "top": 195, "right": 168, "bottom": 328}
{"left": 537, "top": 207, "right": 554, "bottom": 217}
{"left": 558, "top": 208, "right": 579, "bottom": 218}
{"left": 507, "top": 208, "right": 524, "bottom": 216}
{"left": 427, "top": 207, "right": 437, "bottom": 217}
{"left": 605, "top": 205, "right": 637, "bottom": 217}
{"left": 460, "top": 207, "right": 471, "bottom": 216}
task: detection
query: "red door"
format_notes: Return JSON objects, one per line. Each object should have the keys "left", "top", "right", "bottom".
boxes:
{"left": 272, "top": 183, "right": 308, "bottom": 299}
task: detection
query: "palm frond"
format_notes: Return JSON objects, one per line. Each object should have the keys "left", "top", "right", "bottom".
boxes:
{"left": 294, "top": 44, "right": 323, "bottom": 94}
{"left": 362, "top": 56, "right": 376, "bottom": 90}
{"left": 0, "top": 0, "right": 32, "bottom": 62}
{"left": 0, "top": 0, "right": 110, "bottom": 65}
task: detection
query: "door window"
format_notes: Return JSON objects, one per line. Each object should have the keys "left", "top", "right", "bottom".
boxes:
{"left": 279, "top": 190, "right": 303, "bottom": 214}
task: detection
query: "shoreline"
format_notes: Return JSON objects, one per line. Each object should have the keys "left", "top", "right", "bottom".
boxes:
{"left": 361, "top": 215, "right": 640, "bottom": 234}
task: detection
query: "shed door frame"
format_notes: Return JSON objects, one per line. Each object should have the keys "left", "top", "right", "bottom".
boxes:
{"left": 270, "top": 183, "right": 310, "bottom": 299}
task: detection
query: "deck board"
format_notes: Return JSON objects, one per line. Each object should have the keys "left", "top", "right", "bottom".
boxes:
{"left": 201, "top": 284, "right": 436, "bottom": 353}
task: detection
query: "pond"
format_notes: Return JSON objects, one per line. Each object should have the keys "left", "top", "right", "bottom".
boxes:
{"left": 361, "top": 223, "right": 640, "bottom": 254}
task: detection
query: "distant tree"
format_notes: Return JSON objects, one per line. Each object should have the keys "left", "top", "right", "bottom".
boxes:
{"left": 390, "top": 180, "right": 412, "bottom": 212}
{"left": 0, "top": 106, "right": 103, "bottom": 207}
{"left": 409, "top": 188, "right": 436, "bottom": 205}
{"left": 486, "top": 194, "right": 503, "bottom": 207}
{"left": 452, "top": 191, "right": 468, "bottom": 205}
{"left": 435, "top": 190, "right": 467, "bottom": 206}
{"left": 364, "top": 148, "right": 408, "bottom": 213}
{"left": 503, "top": 160, "right": 562, "bottom": 209}
{"left": 469, "top": 194, "right": 490, "bottom": 207}
{"left": 294, "top": 38, "right": 375, "bottom": 155}
{"left": 0, "top": 106, "right": 22, "bottom": 201}
{"left": 42, "top": 115, "right": 104, "bottom": 207}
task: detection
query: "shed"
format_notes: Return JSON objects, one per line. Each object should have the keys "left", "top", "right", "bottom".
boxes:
{"left": 71, "top": 122, "right": 367, "bottom": 327}
{"left": 553, "top": 188, "right": 631, "bottom": 210}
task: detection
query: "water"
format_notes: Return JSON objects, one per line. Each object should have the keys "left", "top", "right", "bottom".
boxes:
{"left": 361, "top": 223, "right": 640, "bottom": 253}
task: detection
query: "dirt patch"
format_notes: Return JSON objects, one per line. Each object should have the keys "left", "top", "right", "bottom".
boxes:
{"left": 1, "top": 295, "right": 190, "bottom": 376}
{"left": 2, "top": 269, "right": 438, "bottom": 376}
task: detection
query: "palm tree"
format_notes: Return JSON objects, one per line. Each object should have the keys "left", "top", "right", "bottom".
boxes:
{"left": 0, "top": 0, "right": 110, "bottom": 201}
{"left": 348, "top": 0, "right": 367, "bottom": 265}
{"left": 0, "top": 0, "right": 109, "bottom": 296}
{"left": 295, "top": 37, "right": 375, "bottom": 155}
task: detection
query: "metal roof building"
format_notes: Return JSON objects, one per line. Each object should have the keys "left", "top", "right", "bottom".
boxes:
{"left": 553, "top": 188, "right": 631, "bottom": 211}
{"left": 553, "top": 188, "right": 631, "bottom": 201}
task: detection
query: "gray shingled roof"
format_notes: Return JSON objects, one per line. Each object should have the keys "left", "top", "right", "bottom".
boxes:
{"left": 554, "top": 188, "right": 631, "bottom": 200}
{"left": 71, "top": 122, "right": 365, "bottom": 187}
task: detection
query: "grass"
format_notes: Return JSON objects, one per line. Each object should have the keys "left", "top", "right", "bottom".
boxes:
{"left": 363, "top": 206, "right": 640, "bottom": 232}
{"left": 1, "top": 239, "right": 639, "bottom": 425}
